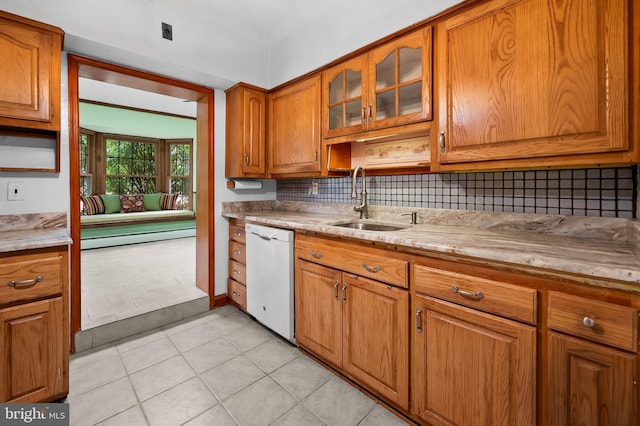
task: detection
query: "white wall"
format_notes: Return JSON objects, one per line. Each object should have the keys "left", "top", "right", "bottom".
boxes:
{"left": 213, "top": 90, "right": 276, "bottom": 295}
{"left": 0, "top": 0, "right": 269, "bottom": 89}
{"left": 0, "top": 53, "right": 70, "bottom": 217}
{"left": 268, "top": 0, "right": 463, "bottom": 86}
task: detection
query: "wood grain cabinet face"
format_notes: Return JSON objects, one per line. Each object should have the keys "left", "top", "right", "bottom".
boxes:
{"left": 0, "top": 12, "right": 62, "bottom": 130}
{"left": 225, "top": 84, "right": 267, "bottom": 178}
{"left": 548, "top": 332, "right": 637, "bottom": 426}
{"left": 0, "top": 297, "right": 65, "bottom": 403}
{"left": 412, "top": 295, "right": 536, "bottom": 426}
{"left": 435, "top": 0, "right": 628, "bottom": 167}
{"left": 268, "top": 75, "right": 322, "bottom": 176}
{"left": 295, "top": 236, "right": 410, "bottom": 411}
{"left": 227, "top": 220, "right": 247, "bottom": 310}
{"left": 323, "top": 27, "right": 432, "bottom": 139}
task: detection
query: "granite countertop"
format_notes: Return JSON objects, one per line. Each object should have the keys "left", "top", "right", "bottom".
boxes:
{"left": 223, "top": 201, "right": 640, "bottom": 294}
{"left": 0, "top": 212, "right": 72, "bottom": 253}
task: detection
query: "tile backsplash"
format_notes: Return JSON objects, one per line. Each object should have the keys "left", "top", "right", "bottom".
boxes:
{"left": 277, "top": 167, "right": 636, "bottom": 219}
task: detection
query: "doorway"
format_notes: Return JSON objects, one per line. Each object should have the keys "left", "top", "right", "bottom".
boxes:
{"left": 68, "top": 54, "right": 215, "bottom": 352}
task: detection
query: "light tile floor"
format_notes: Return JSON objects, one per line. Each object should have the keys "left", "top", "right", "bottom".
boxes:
{"left": 68, "top": 305, "right": 409, "bottom": 426}
{"left": 81, "top": 237, "right": 206, "bottom": 330}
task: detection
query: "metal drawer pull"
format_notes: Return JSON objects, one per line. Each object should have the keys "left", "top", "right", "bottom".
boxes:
{"left": 233, "top": 250, "right": 242, "bottom": 255}
{"left": 361, "top": 262, "right": 381, "bottom": 273}
{"left": 582, "top": 317, "right": 596, "bottom": 328}
{"left": 310, "top": 250, "right": 323, "bottom": 259}
{"left": 342, "top": 282, "right": 347, "bottom": 304}
{"left": 234, "top": 231, "right": 242, "bottom": 237}
{"left": 416, "top": 307, "right": 423, "bottom": 333}
{"left": 334, "top": 280, "right": 339, "bottom": 301}
{"left": 8, "top": 275, "right": 44, "bottom": 289}
{"left": 451, "top": 286, "right": 484, "bottom": 300}
{"left": 232, "top": 291, "right": 240, "bottom": 297}
{"left": 233, "top": 269, "right": 241, "bottom": 275}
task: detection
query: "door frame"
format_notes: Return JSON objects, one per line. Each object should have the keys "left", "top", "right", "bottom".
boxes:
{"left": 67, "top": 54, "right": 215, "bottom": 352}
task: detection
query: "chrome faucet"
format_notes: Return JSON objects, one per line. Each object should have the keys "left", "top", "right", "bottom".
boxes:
{"left": 351, "top": 165, "right": 367, "bottom": 219}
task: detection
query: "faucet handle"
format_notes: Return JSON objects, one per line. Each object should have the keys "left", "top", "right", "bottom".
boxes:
{"left": 400, "top": 211, "right": 418, "bottom": 224}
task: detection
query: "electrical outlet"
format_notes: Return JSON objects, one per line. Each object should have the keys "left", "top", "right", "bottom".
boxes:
{"left": 7, "top": 182, "right": 24, "bottom": 201}
{"left": 311, "top": 182, "right": 319, "bottom": 195}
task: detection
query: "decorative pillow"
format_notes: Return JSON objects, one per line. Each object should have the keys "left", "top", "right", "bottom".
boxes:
{"left": 100, "top": 194, "right": 122, "bottom": 214}
{"left": 119, "top": 194, "right": 145, "bottom": 213}
{"left": 143, "top": 193, "right": 162, "bottom": 211}
{"left": 81, "top": 195, "right": 105, "bottom": 215}
{"left": 160, "top": 192, "right": 179, "bottom": 210}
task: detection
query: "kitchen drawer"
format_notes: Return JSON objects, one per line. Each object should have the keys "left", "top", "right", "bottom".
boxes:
{"left": 229, "top": 224, "right": 246, "bottom": 244}
{"left": 548, "top": 291, "right": 637, "bottom": 352}
{"left": 228, "top": 259, "right": 246, "bottom": 285}
{"left": 0, "top": 254, "right": 64, "bottom": 306}
{"left": 229, "top": 240, "right": 246, "bottom": 264}
{"left": 296, "top": 234, "right": 408, "bottom": 288}
{"left": 414, "top": 265, "right": 537, "bottom": 324}
{"left": 228, "top": 278, "right": 246, "bottom": 310}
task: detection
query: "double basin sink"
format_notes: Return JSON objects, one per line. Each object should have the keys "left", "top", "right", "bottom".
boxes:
{"left": 329, "top": 219, "right": 409, "bottom": 232}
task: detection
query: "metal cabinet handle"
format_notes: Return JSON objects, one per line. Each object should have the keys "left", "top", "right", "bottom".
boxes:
{"left": 245, "top": 154, "right": 250, "bottom": 165}
{"left": 7, "top": 275, "right": 44, "bottom": 289}
{"left": 310, "top": 250, "right": 323, "bottom": 259}
{"left": 582, "top": 317, "right": 596, "bottom": 328}
{"left": 342, "top": 282, "right": 347, "bottom": 304}
{"left": 451, "top": 286, "right": 484, "bottom": 300}
{"left": 233, "top": 250, "right": 241, "bottom": 255}
{"left": 416, "top": 307, "right": 423, "bottom": 333}
{"left": 368, "top": 104, "right": 372, "bottom": 121}
{"left": 334, "top": 280, "right": 339, "bottom": 301}
{"left": 233, "top": 269, "right": 241, "bottom": 275}
{"left": 232, "top": 291, "right": 240, "bottom": 297}
{"left": 438, "top": 132, "right": 446, "bottom": 152}
{"left": 361, "top": 262, "right": 381, "bottom": 273}
{"left": 234, "top": 231, "right": 242, "bottom": 237}
{"left": 362, "top": 106, "right": 366, "bottom": 122}
{"left": 314, "top": 151, "right": 318, "bottom": 163}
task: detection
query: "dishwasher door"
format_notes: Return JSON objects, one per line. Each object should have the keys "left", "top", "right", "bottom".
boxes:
{"left": 245, "top": 223, "right": 294, "bottom": 342}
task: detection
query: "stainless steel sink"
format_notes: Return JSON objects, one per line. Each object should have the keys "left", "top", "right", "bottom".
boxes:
{"left": 331, "top": 220, "right": 408, "bottom": 232}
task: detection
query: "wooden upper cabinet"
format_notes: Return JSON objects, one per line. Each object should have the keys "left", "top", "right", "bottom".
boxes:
{"left": 225, "top": 83, "right": 267, "bottom": 178}
{"left": 268, "top": 75, "right": 322, "bottom": 176}
{"left": 323, "top": 27, "right": 432, "bottom": 139}
{"left": 0, "top": 11, "right": 63, "bottom": 131}
{"left": 435, "top": 0, "right": 629, "bottom": 168}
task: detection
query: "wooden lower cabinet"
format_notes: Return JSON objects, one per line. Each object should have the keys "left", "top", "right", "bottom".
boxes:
{"left": 412, "top": 294, "right": 536, "bottom": 426}
{"left": 548, "top": 332, "right": 637, "bottom": 425}
{"left": 295, "top": 259, "right": 409, "bottom": 410}
{"left": 0, "top": 297, "right": 65, "bottom": 402}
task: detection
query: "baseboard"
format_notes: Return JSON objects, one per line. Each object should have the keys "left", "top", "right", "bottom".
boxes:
{"left": 213, "top": 294, "right": 229, "bottom": 308}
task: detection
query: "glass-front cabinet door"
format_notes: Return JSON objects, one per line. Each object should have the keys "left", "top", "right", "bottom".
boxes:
{"left": 322, "top": 27, "right": 432, "bottom": 139}
{"left": 323, "top": 56, "right": 367, "bottom": 138}
{"left": 368, "top": 27, "right": 432, "bottom": 130}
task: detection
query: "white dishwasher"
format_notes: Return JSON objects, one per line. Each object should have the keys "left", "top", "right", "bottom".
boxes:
{"left": 245, "top": 223, "right": 295, "bottom": 343}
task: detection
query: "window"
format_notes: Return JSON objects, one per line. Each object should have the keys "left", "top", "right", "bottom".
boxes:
{"left": 105, "top": 137, "right": 158, "bottom": 194}
{"left": 79, "top": 132, "right": 194, "bottom": 210}
{"left": 79, "top": 130, "right": 95, "bottom": 196}
{"left": 168, "top": 141, "right": 192, "bottom": 209}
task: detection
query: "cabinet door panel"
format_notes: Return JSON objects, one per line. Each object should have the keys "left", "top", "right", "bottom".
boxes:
{"left": 0, "top": 297, "right": 64, "bottom": 402}
{"left": 343, "top": 274, "right": 409, "bottom": 410}
{"left": 323, "top": 56, "right": 367, "bottom": 138}
{"left": 548, "top": 332, "right": 636, "bottom": 426}
{"left": 437, "top": 0, "right": 627, "bottom": 164}
{"left": 295, "top": 260, "right": 342, "bottom": 367}
{"left": 369, "top": 27, "right": 432, "bottom": 129}
{"left": 268, "top": 76, "right": 321, "bottom": 175}
{"left": 412, "top": 295, "right": 536, "bottom": 426}
{"left": 0, "top": 20, "right": 51, "bottom": 123}
{"left": 242, "top": 88, "right": 266, "bottom": 175}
